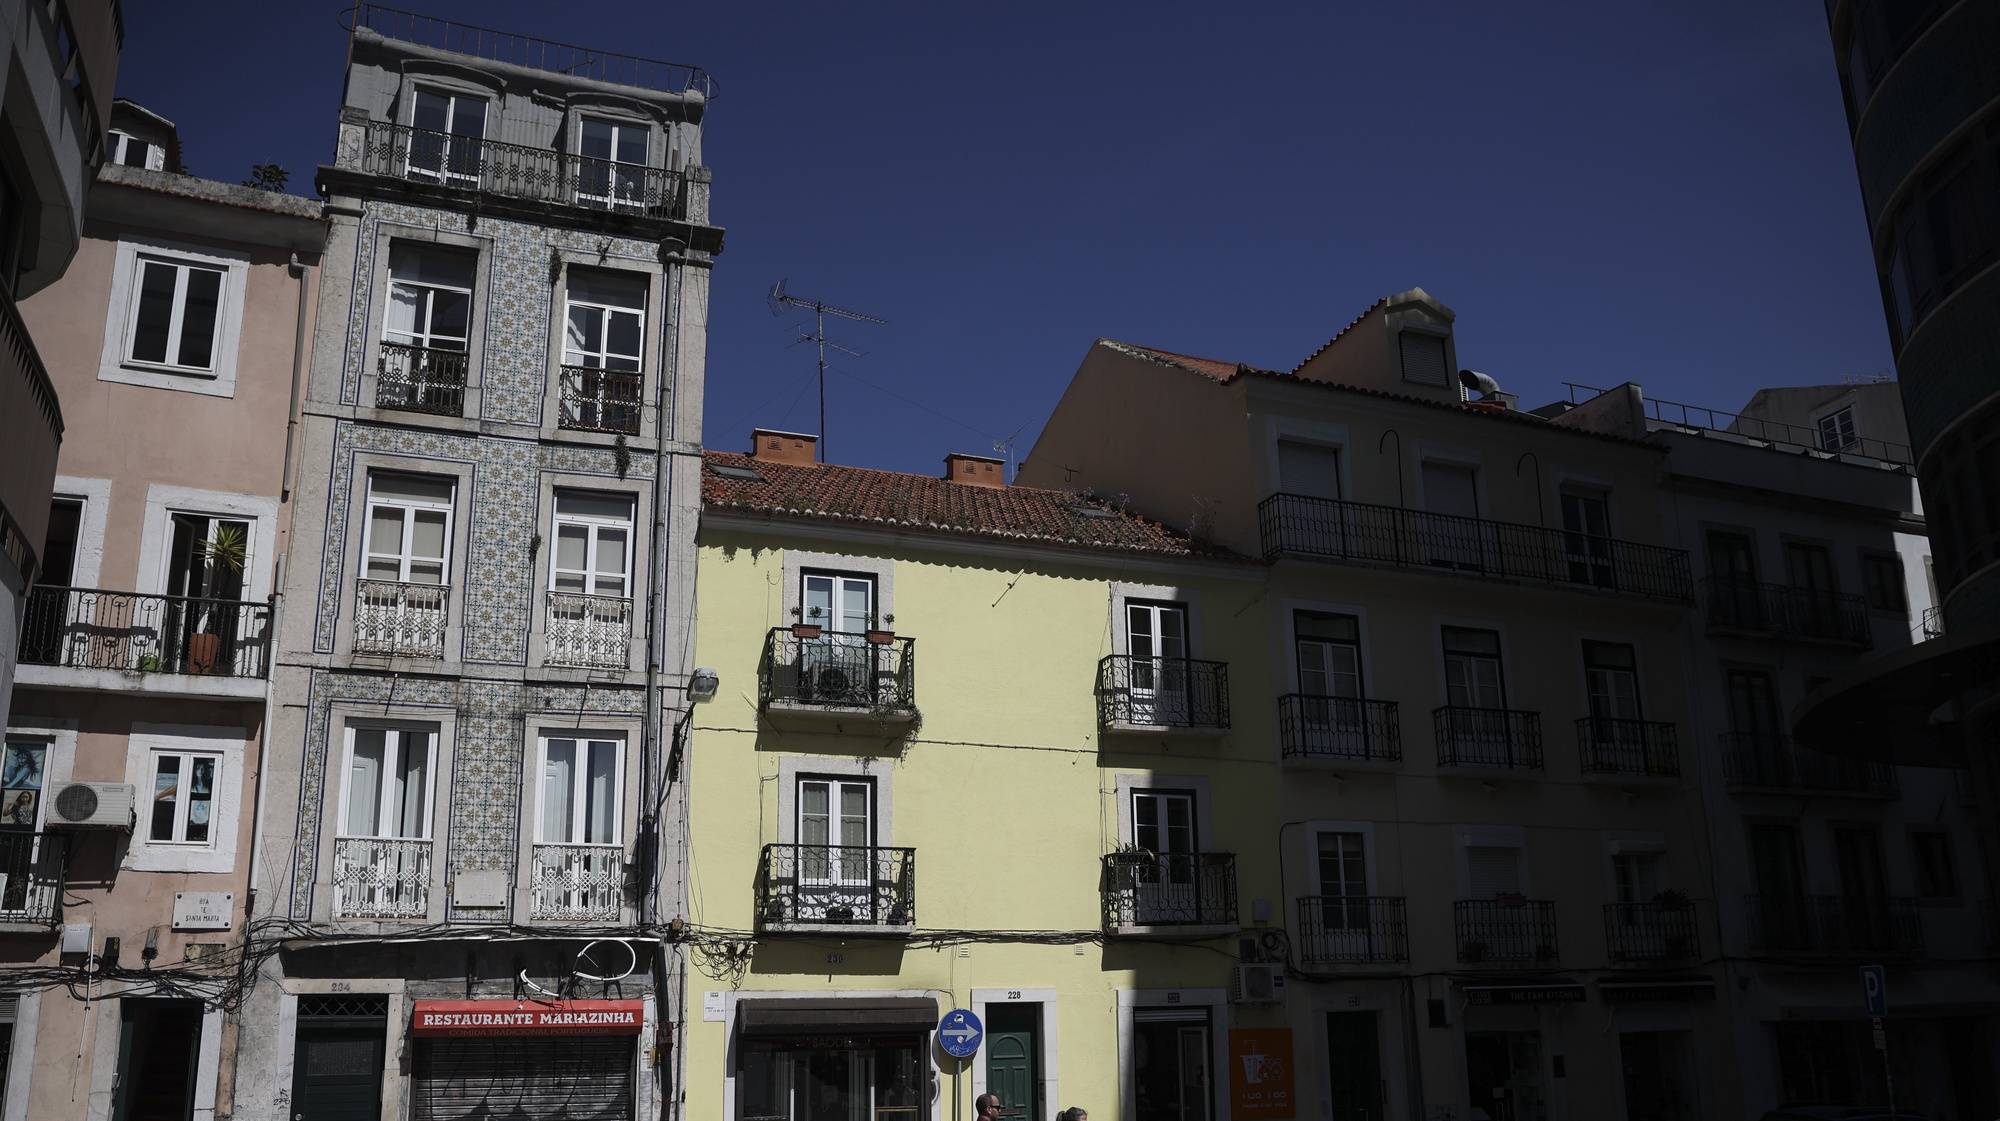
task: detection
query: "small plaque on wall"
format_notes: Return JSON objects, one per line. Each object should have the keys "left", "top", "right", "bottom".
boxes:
{"left": 171, "top": 892, "right": 233, "bottom": 931}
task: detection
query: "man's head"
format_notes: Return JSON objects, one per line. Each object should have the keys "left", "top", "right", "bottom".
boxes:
{"left": 975, "top": 1093, "right": 1002, "bottom": 1119}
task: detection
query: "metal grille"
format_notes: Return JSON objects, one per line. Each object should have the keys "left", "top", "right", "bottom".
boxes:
{"left": 1276, "top": 695, "right": 1400, "bottom": 762}
{"left": 1296, "top": 896, "right": 1408, "bottom": 963}
{"left": 557, "top": 367, "right": 643, "bottom": 435}
{"left": 1718, "top": 734, "right": 1898, "bottom": 795}
{"left": 758, "top": 628, "right": 916, "bottom": 713}
{"left": 1744, "top": 894, "right": 1923, "bottom": 956}
{"left": 352, "top": 580, "right": 449, "bottom": 657}
{"left": 530, "top": 843, "right": 624, "bottom": 922}
{"left": 1094, "top": 655, "right": 1230, "bottom": 729}
{"left": 299, "top": 995, "right": 391, "bottom": 1019}
{"left": 1433, "top": 706, "right": 1543, "bottom": 770}
{"left": 756, "top": 844, "right": 916, "bottom": 928}
{"left": 1603, "top": 903, "right": 1699, "bottom": 965}
{"left": 1454, "top": 899, "right": 1559, "bottom": 965}
{"left": 1702, "top": 578, "right": 1872, "bottom": 646}
{"left": 1564, "top": 383, "right": 1914, "bottom": 464}
{"left": 17, "top": 586, "right": 272, "bottom": 678}
{"left": 375, "top": 342, "right": 469, "bottom": 416}
{"left": 1257, "top": 492, "right": 1694, "bottom": 602}
{"left": 413, "top": 1036, "right": 635, "bottom": 1121}
{"left": 1575, "top": 717, "right": 1680, "bottom": 777}
{"left": 332, "top": 837, "right": 432, "bottom": 920}
{"left": 0, "top": 833, "right": 63, "bottom": 925}
{"left": 1101, "top": 852, "right": 1237, "bottom": 927}
{"left": 544, "top": 592, "right": 633, "bottom": 669}
{"left": 350, "top": 120, "right": 689, "bottom": 219}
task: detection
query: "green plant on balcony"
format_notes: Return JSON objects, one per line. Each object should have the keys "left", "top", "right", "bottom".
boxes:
{"left": 185, "top": 525, "right": 247, "bottom": 674}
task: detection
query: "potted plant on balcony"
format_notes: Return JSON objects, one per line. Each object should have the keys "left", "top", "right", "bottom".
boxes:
{"left": 864, "top": 612, "right": 897, "bottom": 646}
{"left": 790, "top": 605, "right": 823, "bottom": 640}
{"left": 184, "top": 525, "right": 247, "bottom": 675}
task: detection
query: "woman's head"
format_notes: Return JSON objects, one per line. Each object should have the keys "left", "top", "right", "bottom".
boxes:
{"left": 1058, "top": 1109, "right": 1088, "bottom": 1121}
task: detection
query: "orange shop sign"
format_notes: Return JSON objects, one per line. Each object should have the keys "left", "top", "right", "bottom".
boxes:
{"left": 1228, "top": 1027, "right": 1295, "bottom": 1119}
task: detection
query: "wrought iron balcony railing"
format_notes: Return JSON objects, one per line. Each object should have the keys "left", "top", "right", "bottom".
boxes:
{"left": 1455, "top": 899, "right": 1559, "bottom": 966}
{"left": 558, "top": 366, "right": 643, "bottom": 435}
{"left": 530, "top": 842, "right": 623, "bottom": 922}
{"left": 344, "top": 3, "right": 717, "bottom": 97}
{"left": 348, "top": 120, "right": 689, "bottom": 218}
{"left": 1296, "top": 895, "right": 1408, "bottom": 964}
{"left": 0, "top": 832, "right": 65, "bottom": 925}
{"left": 352, "top": 580, "right": 449, "bottom": 657}
{"left": 18, "top": 586, "right": 272, "bottom": 679}
{"left": 331, "top": 836, "right": 432, "bottom": 920}
{"left": 375, "top": 341, "right": 468, "bottom": 416}
{"left": 1703, "top": 578, "right": 1872, "bottom": 646}
{"left": 1434, "top": 706, "right": 1543, "bottom": 770}
{"left": 759, "top": 628, "right": 916, "bottom": 714}
{"left": 1102, "top": 852, "right": 1237, "bottom": 928}
{"left": 1744, "top": 894, "right": 1923, "bottom": 956}
{"left": 1719, "top": 733, "right": 1898, "bottom": 795}
{"left": 1576, "top": 717, "right": 1680, "bottom": 778}
{"left": 1922, "top": 604, "right": 1945, "bottom": 639}
{"left": 1256, "top": 493, "right": 1693, "bottom": 601}
{"left": 1603, "top": 902, "right": 1699, "bottom": 965}
{"left": 545, "top": 592, "right": 633, "bottom": 669}
{"left": 1096, "top": 655, "right": 1230, "bottom": 730}
{"left": 1277, "top": 694, "right": 1401, "bottom": 762}
{"left": 756, "top": 844, "right": 916, "bottom": 928}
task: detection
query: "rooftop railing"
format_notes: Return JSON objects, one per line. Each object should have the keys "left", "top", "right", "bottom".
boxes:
{"left": 1565, "top": 383, "right": 1912, "bottom": 465}
{"left": 343, "top": 3, "right": 717, "bottom": 97}
{"left": 1258, "top": 493, "right": 1692, "bottom": 601}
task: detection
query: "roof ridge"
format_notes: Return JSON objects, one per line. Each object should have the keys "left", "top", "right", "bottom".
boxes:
{"left": 705, "top": 449, "right": 1119, "bottom": 504}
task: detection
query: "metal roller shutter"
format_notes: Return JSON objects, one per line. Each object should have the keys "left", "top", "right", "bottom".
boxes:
{"left": 413, "top": 1036, "right": 634, "bottom": 1120}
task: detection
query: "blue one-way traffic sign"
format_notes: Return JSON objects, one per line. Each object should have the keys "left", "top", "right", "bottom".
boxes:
{"left": 938, "top": 1008, "right": 983, "bottom": 1059}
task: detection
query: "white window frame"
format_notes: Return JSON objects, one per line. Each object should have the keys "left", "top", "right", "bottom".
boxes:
{"left": 122, "top": 724, "right": 243, "bottom": 874}
{"left": 362, "top": 475, "right": 455, "bottom": 586}
{"left": 335, "top": 723, "right": 438, "bottom": 841}
{"left": 562, "top": 276, "right": 646, "bottom": 372}
{"left": 537, "top": 733, "right": 625, "bottom": 846}
{"left": 1817, "top": 405, "right": 1858, "bottom": 452}
{"left": 550, "top": 494, "right": 634, "bottom": 598}
{"left": 146, "top": 749, "right": 222, "bottom": 847}
{"left": 575, "top": 115, "right": 649, "bottom": 208}
{"left": 124, "top": 255, "right": 228, "bottom": 373}
{"left": 107, "top": 130, "right": 162, "bottom": 171}
{"left": 405, "top": 86, "right": 486, "bottom": 185}
{"left": 383, "top": 246, "right": 474, "bottom": 352}
{"left": 96, "top": 239, "right": 249, "bottom": 397}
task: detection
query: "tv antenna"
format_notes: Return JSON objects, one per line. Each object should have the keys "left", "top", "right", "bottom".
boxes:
{"left": 768, "top": 279, "right": 887, "bottom": 462}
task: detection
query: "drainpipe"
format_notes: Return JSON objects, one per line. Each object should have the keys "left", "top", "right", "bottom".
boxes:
{"left": 280, "top": 250, "right": 312, "bottom": 500}
{"left": 649, "top": 237, "right": 688, "bottom": 1121}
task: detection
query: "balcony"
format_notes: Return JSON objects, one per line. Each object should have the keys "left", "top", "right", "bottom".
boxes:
{"left": 1575, "top": 717, "right": 1680, "bottom": 780}
{"left": 558, "top": 367, "right": 643, "bottom": 436}
{"left": 331, "top": 837, "right": 432, "bottom": 920}
{"left": 1703, "top": 579, "right": 1871, "bottom": 646}
{"left": 1433, "top": 706, "right": 1543, "bottom": 771}
{"left": 1277, "top": 695, "right": 1401, "bottom": 765}
{"left": 17, "top": 587, "right": 271, "bottom": 695}
{"left": 1295, "top": 896, "right": 1408, "bottom": 964}
{"left": 1744, "top": 894, "right": 1923, "bottom": 957}
{"left": 1603, "top": 902, "right": 1699, "bottom": 966}
{"left": 1256, "top": 493, "right": 1692, "bottom": 602}
{"left": 343, "top": 120, "right": 689, "bottom": 220}
{"left": 352, "top": 580, "right": 449, "bottom": 658}
{"left": 530, "top": 843, "right": 624, "bottom": 922}
{"left": 375, "top": 342, "right": 468, "bottom": 417}
{"left": 1102, "top": 852, "right": 1237, "bottom": 934}
{"left": 755, "top": 844, "right": 916, "bottom": 933}
{"left": 1095, "top": 655, "right": 1230, "bottom": 734}
{"left": 1719, "top": 734, "right": 1898, "bottom": 797}
{"left": 1922, "top": 604, "right": 1945, "bottom": 639}
{"left": 0, "top": 833, "right": 65, "bottom": 928}
{"left": 544, "top": 592, "right": 633, "bottom": 670}
{"left": 1455, "top": 899, "right": 1560, "bottom": 966}
{"left": 758, "top": 627, "right": 917, "bottom": 731}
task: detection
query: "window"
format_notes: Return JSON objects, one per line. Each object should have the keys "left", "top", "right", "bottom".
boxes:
{"left": 1582, "top": 641, "right": 1641, "bottom": 721}
{"left": 126, "top": 255, "right": 225, "bottom": 372}
{"left": 1442, "top": 626, "right": 1505, "bottom": 709}
{"left": 577, "top": 117, "right": 648, "bottom": 207}
{"left": 1884, "top": 143, "right": 1997, "bottom": 341}
{"left": 384, "top": 244, "right": 473, "bottom": 353}
{"left": 798, "top": 776, "right": 874, "bottom": 891}
{"left": 107, "top": 131, "right": 159, "bottom": 170}
{"left": 1126, "top": 600, "right": 1194, "bottom": 724}
{"left": 1612, "top": 851, "right": 1663, "bottom": 905}
{"left": 147, "top": 751, "right": 218, "bottom": 845}
{"left": 407, "top": 87, "right": 486, "bottom": 182}
{"left": 559, "top": 270, "right": 645, "bottom": 433}
{"left": 1399, "top": 331, "right": 1448, "bottom": 387}
{"left": 802, "top": 570, "right": 875, "bottom": 634}
{"left": 363, "top": 474, "right": 453, "bottom": 586}
{"left": 1133, "top": 789, "right": 1196, "bottom": 859}
{"left": 340, "top": 724, "right": 435, "bottom": 839}
{"left": 1910, "top": 830, "right": 1958, "bottom": 899}
{"left": 539, "top": 735, "right": 621, "bottom": 845}
{"left": 1294, "top": 611, "right": 1362, "bottom": 698}
{"left": 1817, "top": 406, "right": 1858, "bottom": 453}
{"left": 1861, "top": 553, "right": 1906, "bottom": 612}
{"left": 551, "top": 492, "right": 633, "bottom": 599}
{"left": 1561, "top": 489, "right": 1614, "bottom": 587}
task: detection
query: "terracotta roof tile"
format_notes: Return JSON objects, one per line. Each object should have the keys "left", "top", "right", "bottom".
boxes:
{"left": 702, "top": 451, "right": 1242, "bottom": 561}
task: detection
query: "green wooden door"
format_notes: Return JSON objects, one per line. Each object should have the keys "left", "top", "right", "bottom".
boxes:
{"left": 985, "top": 1004, "right": 1039, "bottom": 1121}
{"left": 1326, "top": 1011, "right": 1383, "bottom": 1121}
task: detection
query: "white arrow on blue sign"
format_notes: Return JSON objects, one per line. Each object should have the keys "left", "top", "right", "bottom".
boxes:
{"left": 938, "top": 1008, "right": 983, "bottom": 1059}
{"left": 1859, "top": 964, "right": 1887, "bottom": 1018}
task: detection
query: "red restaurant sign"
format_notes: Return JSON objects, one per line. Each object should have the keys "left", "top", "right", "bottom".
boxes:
{"left": 411, "top": 999, "right": 644, "bottom": 1037}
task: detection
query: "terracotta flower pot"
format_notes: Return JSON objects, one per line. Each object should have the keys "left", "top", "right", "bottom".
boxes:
{"left": 864, "top": 629, "right": 896, "bottom": 646}
{"left": 790, "top": 623, "right": 823, "bottom": 639}
{"left": 185, "top": 632, "right": 223, "bottom": 675}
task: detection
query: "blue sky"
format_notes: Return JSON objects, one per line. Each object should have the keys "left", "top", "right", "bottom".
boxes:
{"left": 118, "top": 1, "right": 1889, "bottom": 475}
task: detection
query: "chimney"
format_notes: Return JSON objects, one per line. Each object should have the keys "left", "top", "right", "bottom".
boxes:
{"left": 751, "top": 428, "right": 818, "bottom": 466}
{"left": 943, "top": 453, "right": 1005, "bottom": 488}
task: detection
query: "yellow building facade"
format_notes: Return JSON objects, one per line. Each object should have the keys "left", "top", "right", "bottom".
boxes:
{"left": 682, "top": 433, "right": 1285, "bottom": 1121}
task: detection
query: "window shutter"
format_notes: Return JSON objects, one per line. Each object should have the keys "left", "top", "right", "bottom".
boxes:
{"left": 1399, "top": 332, "right": 1449, "bottom": 387}
{"left": 1467, "top": 845, "right": 1522, "bottom": 897}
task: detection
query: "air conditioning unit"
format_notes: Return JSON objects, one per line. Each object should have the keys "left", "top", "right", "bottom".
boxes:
{"left": 46, "top": 783, "right": 135, "bottom": 830}
{"left": 1232, "top": 963, "right": 1286, "bottom": 1004}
